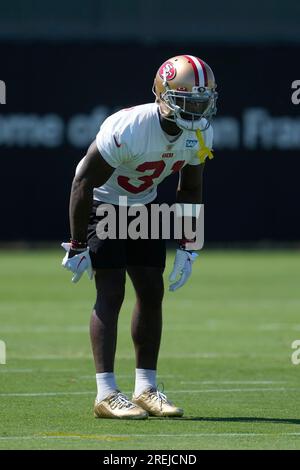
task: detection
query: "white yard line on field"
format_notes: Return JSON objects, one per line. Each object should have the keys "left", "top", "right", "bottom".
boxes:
{"left": 0, "top": 387, "right": 298, "bottom": 397}
{"left": 0, "top": 371, "right": 175, "bottom": 378}
{"left": 0, "top": 391, "right": 94, "bottom": 397}
{"left": 0, "top": 326, "right": 88, "bottom": 333}
{"left": 171, "top": 388, "right": 293, "bottom": 393}
{"left": 77, "top": 374, "right": 177, "bottom": 380}
{"left": 180, "top": 381, "right": 287, "bottom": 385}
{"left": 0, "top": 368, "right": 82, "bottom": 374}
{"left": 7, "top": 355, "right": 94, "bottom": 360}
{"left": 3, "top": 321, "right": 300, "bottom": 334}
{"left": 6, "top": 352, "right": 289, "bottom": 360}
{"left": 1, "top": 432, "right": 300, "bottom": 441}
{"left": 0, "top": 370, "right": 290, "bottom": 385}
{"left": 258, "top": 323, "right": 300, "bottom": 331}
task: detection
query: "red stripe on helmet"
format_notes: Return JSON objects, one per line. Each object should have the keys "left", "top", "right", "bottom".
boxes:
{"left": 196, "top": 57, "right": 208, "bottom": 87}
{"left": 183, "top": 55, "right": 199, "bottom": 86}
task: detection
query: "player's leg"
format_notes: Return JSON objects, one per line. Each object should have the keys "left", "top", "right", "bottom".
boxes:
{"left": 126, "top": 236, "right": 166, "bottom": 380}
{"left": 127, "top": 266, "right": 164, "bottom": 372}
{"left": 88, "top": 202, "right": 127, "bottom": 382}
{"left": 91, "top": 268, "right": 149, "bottom": 418}
{"left": 127, "top": 264, "right": 183, "bottom": 417}
{"left": 88, "top": 202, "right": 148, "bottom": 419}
{"left": 126, "top": 233, "right": 183, "bottom": 417}
{"left": 90, "top": 268, "right": 126, "bottom": 374}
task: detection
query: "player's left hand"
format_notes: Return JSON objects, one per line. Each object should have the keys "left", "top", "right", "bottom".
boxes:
{"left": 169, "top": 249, "right": 198, "bottom": 292}
{"left": 61, "top": 242, "right": 94, "bottom": 283}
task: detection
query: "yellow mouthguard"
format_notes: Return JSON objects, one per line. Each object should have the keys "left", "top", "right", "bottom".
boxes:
{"left": 196, "top": 128, "right": 214, "bottom": 164}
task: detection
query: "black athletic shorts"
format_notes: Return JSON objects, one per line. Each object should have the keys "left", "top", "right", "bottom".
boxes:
{"left": 87, "top": 200, "right": 166, "bottom": 269}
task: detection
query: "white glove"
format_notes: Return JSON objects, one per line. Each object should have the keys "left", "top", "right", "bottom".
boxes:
{"left": 61, "top": 242, "right": 93, "bottom": 283}
{"left": 169, "top": 249, "right": 198, "bottom": 292}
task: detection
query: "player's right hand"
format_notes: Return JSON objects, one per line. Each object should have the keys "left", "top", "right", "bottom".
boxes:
{"left": 61, "top": 242, "right": 93, "bottom": 283}
{"left": 169, "top": 248, "right": 198, "bottom": 292}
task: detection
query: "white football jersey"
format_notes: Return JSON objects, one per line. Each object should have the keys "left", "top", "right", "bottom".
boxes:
{"left": 91, "top": 103, "right": 213, "bottom": 205}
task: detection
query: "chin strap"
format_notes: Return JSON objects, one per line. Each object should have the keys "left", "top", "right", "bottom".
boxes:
{"left": 196, "top": 128, "right": 214, "bottom": 164}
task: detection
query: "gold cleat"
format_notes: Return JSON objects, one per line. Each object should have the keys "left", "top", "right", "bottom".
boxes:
{"left": 94, "top": 391, "right": 148, "bottom": 420}
{"left": 132, "top": 387, "right": 184, "bottom": 417}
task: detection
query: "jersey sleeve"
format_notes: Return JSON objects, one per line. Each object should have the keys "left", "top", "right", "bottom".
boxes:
{"left": 189, "top": 124, "right": 214, "bottom": 166}
{"left": 96, "top": 112, "right": 133, "bottom": 168}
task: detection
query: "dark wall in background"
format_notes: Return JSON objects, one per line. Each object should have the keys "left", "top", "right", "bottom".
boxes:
{"left": 0, "top": 42, "right": 299, "bottom": 242}
{"left": 1, "top": 0, "right": 300, "bottom": 43}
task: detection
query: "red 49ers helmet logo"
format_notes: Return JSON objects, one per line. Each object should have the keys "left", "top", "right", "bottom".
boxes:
{"left": 159, "top": 61, "right": 176, "bottom": 80}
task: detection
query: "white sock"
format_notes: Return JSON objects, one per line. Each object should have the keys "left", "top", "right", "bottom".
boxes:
{"left": 96, "top": 372, "right": 118, "bottom": 402}
{"left": 134, "top": 368, "right": 157, "bottom": 397}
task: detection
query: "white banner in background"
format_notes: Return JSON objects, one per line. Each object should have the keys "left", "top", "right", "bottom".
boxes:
{"left": 1, "top": 106, "right": 300, "bottom": 151}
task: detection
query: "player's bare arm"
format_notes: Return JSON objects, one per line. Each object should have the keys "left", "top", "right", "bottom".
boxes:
{"left": 177, "top": 163, "right": 204, "bottom": 246}
{"left": 61, "top": 141, "right": 114, "bottom": 282}
{"left": 168, "top": 164, "right": 204, "bottom": 291}
{"left": 69, "top": 140, "right": 114, "bottom": 244}
{"left": 176, "top": 163, "right": 205, "bottom": 204}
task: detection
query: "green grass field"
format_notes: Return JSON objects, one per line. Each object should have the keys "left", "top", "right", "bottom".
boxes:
{"left": 0, "top": 249, "right": 300, "bottom": 450}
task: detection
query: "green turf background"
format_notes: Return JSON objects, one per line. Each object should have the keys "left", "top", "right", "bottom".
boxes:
{"left": 0, "top": 249, "right": 300, "bottom": 449}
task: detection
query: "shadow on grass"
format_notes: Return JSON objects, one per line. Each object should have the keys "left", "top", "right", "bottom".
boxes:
{"left": 149, "top": 417, "right": 300, "bottom": 425}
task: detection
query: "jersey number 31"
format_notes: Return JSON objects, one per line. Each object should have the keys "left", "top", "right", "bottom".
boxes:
{"left": 117, "top": 160, "right": 185, "bottom": 194}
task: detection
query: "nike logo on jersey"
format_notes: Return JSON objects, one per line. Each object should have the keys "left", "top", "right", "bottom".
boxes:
{"left": 113, "top": 135, "right": 121, "bottom": 147}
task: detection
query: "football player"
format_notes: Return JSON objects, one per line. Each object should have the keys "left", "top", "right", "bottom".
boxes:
{"left": 62, "top": 55, "right": 217, "bottom": 419}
